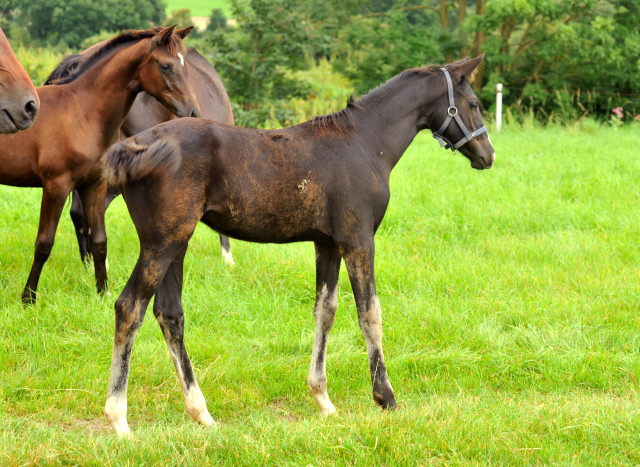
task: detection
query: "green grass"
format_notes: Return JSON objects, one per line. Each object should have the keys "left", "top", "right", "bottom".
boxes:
{"left": 2, "top": 123, "right": 640, "bottom": 464}
{"left": 166, "top": 0, "right": 231, "bottom": 17}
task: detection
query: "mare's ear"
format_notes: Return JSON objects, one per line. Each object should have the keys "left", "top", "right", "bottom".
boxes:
{"left": 449, "top": 54, "right": 484, "bottom": 83}
{"left": 151, "top": 25, "right": 177, "bottom": 50}
{"left": 176, "top": 26, "right": 194, "bottom": 39}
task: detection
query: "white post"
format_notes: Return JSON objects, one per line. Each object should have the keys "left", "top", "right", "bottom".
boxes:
{"left": 496, "top": 83, "right": 503, "bottom": 132}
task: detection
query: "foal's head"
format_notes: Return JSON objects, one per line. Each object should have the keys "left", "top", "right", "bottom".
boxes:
{"left": 432, "top": 55, "right": 495, "bottom": 170}
{"left": 138, "top": 26, "right": 200, "bottom": 119}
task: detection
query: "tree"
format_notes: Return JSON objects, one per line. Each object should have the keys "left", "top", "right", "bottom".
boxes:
{"left": 207, "top": 8, "right": 227, "bottom": 32}
{"left": 473, "top": 0, "right": 640, "bottom": 118}
{"left": 203, "top": 0, "right": 318, "bottom": 126}
{"left": 5, "top": 0, "right": 166, "bottom": 47}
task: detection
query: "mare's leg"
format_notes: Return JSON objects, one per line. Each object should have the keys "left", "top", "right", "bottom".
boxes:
{"left": 22, "top": 178, "right": 71, "bottom": 304}
{"left": 341, "top": 241, "right": 396, "bottom": 410}
{"left": 219, "top": 234, "right": 234, "bottom": 266}
{"left": 307, "top": 242, "right": 341, "bottom": 415}
{"left": 104, "top": 243, "right": 183, "bottom": 435}
{"left": 76, "top": 181, "right": 108, "bottom": 294}
{"left": 69, "top": 189, "right": 91, "bottom": 264}
{"left": 153, "top": 243, "right": 214, "bottom": 426}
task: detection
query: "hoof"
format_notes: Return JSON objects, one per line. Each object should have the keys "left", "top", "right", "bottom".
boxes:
{"left": 373, "top": 389, "right": 397, "bottom": 410}
{"left": 21, "top": 290, "right": 36, "bottom": 306}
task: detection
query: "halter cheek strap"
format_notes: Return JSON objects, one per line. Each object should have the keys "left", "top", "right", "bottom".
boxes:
{"left": 432, "top": 67, "right": 487, "bottom": 152}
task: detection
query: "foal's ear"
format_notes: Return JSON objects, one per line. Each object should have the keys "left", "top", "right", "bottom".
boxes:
{"left": 176, "top": 26, "right": 194, "bottom": 40}
{"left": 450, "top": 54, "right": 484, "bottom": 83}
{"left": 151, "top": 25, "right": 177, "bottom": 50}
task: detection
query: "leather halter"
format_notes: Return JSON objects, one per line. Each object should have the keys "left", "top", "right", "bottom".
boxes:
{"left": 432, "top": 67, "right": 487, "bottom": 152}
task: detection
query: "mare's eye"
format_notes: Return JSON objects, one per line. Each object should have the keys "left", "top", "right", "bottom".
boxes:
{"left": 469, "top": 101, "right": 479, "bottom": 110}
{"left": 160, "top": 63, "right": 173, "bottom": 74}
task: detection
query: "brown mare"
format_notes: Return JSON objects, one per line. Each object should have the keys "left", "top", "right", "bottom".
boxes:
{"left": 66, "top": 47, "right": 236, "bottom": 266}
{"left": 0, "top": 27, "right": 39, "bottom": 133}
{"left": 0, "top": 26, "right": 199, "bottom": 305}
{"left": 103, "top": 55, "right": 495, "bottom": 435}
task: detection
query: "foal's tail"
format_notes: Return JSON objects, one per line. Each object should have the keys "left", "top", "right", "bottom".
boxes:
{"left": 104, "top": 138, "right": 181, "bottom": 186}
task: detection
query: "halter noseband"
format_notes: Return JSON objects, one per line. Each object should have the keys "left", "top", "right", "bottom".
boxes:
{"left": 432, "top": 67, "right": 487, "bottom": 152}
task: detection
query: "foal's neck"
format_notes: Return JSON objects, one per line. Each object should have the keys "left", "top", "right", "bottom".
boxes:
{"left": 356, "top": 72, "right": 443, "bottom": 171}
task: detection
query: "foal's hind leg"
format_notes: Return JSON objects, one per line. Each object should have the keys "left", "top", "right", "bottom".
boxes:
{"left": 76, "top": 181, "right": 108, "bottom": 294}
{"left": 104, "top": 246, "right": 180, "bottom": 435}
{"left": 69, "top": 190, "right": 91, "bottom": 264}
{"left": 341, "top": 241, "right": 397, "bottom": 410}
{"left": 307, "top": 242, "right": 341, "bottom": 415}
{"left": 22, "top": 179, "right": 71, "bottom": 304}
{"left": 219, "top": 234, "right": 234, "bottom": 266}
{"left": 153, "top": 243, "right": 214, "bottom": 427}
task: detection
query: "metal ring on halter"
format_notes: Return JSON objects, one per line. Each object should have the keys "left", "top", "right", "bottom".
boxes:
{"left": 447, "top": 106, "right": 458, "bottom": 117}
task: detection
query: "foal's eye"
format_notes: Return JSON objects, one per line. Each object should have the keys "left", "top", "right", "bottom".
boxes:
{"left": 469, "top": 101, "right": 479, "bottom": 110}
{"left": 160, "top": 63, "right": 173, "bottom": 74}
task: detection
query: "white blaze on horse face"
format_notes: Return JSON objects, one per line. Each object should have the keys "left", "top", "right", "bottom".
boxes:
{"left": 178, "top": 52, "right": 185, "bottom": 67}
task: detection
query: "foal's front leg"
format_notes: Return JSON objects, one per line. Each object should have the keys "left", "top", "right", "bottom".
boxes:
{"left": 153, "top": 243, "right": 214, "bottom": 427}
{"left": 341, "top": 242, "right": 397, "bottom": 410}
{"left": 104, "top": 248, "right": 175, "bottom": 435}
{"left": 307, "top": 243, "right": 341, "bottom": 415}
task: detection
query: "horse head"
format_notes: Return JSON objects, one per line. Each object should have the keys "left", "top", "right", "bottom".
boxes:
{"left": 432, "top": 55, "right": 495, "bottom": 170}
{"left": 138, "top": 25, "right": 201, "bottom": 119}
{"left": 0, "top": 27, "right": 39, "bottom": 133}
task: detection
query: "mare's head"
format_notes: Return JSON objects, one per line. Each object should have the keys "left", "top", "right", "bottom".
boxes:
{"left": 137, "top": 25, "right": 200, "bottom": 118}
{"left": 431, "top": 55, "right": 495, "bottom": 170}
{"left": 0, "top": 27, "right": 39, "bottom": 133}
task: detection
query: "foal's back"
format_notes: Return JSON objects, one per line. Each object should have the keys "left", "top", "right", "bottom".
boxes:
{"left": 117, "top": 117, "right": 387, "bottom": 245}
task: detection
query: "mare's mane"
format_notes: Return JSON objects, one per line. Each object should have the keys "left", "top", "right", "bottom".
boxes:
{"left": 309, "top": 65, "right": 441, "bottom": 130}
{"left": 44, "top": 28, "right": 185, "bottom": 86}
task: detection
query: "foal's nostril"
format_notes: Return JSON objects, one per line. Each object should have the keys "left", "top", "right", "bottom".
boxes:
{"left": 190, "top": 109, "right": 199, "bottom": 118}
{"left": 24, "top": 100, "right": 38, "bottom": 120}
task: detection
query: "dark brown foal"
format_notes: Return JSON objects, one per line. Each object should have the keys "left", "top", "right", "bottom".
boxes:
{"left": 103, "top": 56, "right": 495, "bottom": 435}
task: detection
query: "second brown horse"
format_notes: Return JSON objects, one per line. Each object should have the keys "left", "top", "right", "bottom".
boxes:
{"left": 67, "top": 47, "right": 236, "bottom": 266}
{"left": 0, "top": 26, "right": 199, "bottom": 304}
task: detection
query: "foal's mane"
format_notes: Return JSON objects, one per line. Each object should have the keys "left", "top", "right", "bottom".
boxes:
{"left": 309, "top": 65, "right": 442, "bottom": 130}
{"left": 44, "top": 28, "right": 185, "bottom": 86}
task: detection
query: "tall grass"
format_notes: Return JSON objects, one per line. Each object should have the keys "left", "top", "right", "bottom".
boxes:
{"left": 1, "top": 122, "right": 639, "bottom": 464}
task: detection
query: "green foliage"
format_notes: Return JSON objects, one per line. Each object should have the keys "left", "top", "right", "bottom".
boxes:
{"left": 201, "top": 0, "right": 317, "bottom": 127}
{"left": 316, "top": 0, "right": 640, "bottom": 122}
{"left": 475, "top": 0, "right": 640, "bottom": 120}
{"left": 4, "top": 0, "right": 166, "bottom": 47}
{"left": 332, "top": 7, "right": 443, "bottom": 95}
{"left": 13, "top": 46, "right": 67, "bottom": 86}
{"left": 206, "top": 8, "right": 227, "bottom": 32}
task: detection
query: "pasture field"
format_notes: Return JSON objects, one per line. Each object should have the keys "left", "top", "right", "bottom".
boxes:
{"left": 1, "top": 123, "right": 640, "bottom": 464}
{"left": 166, "top": 0, "right": 231, "bottom": 17}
